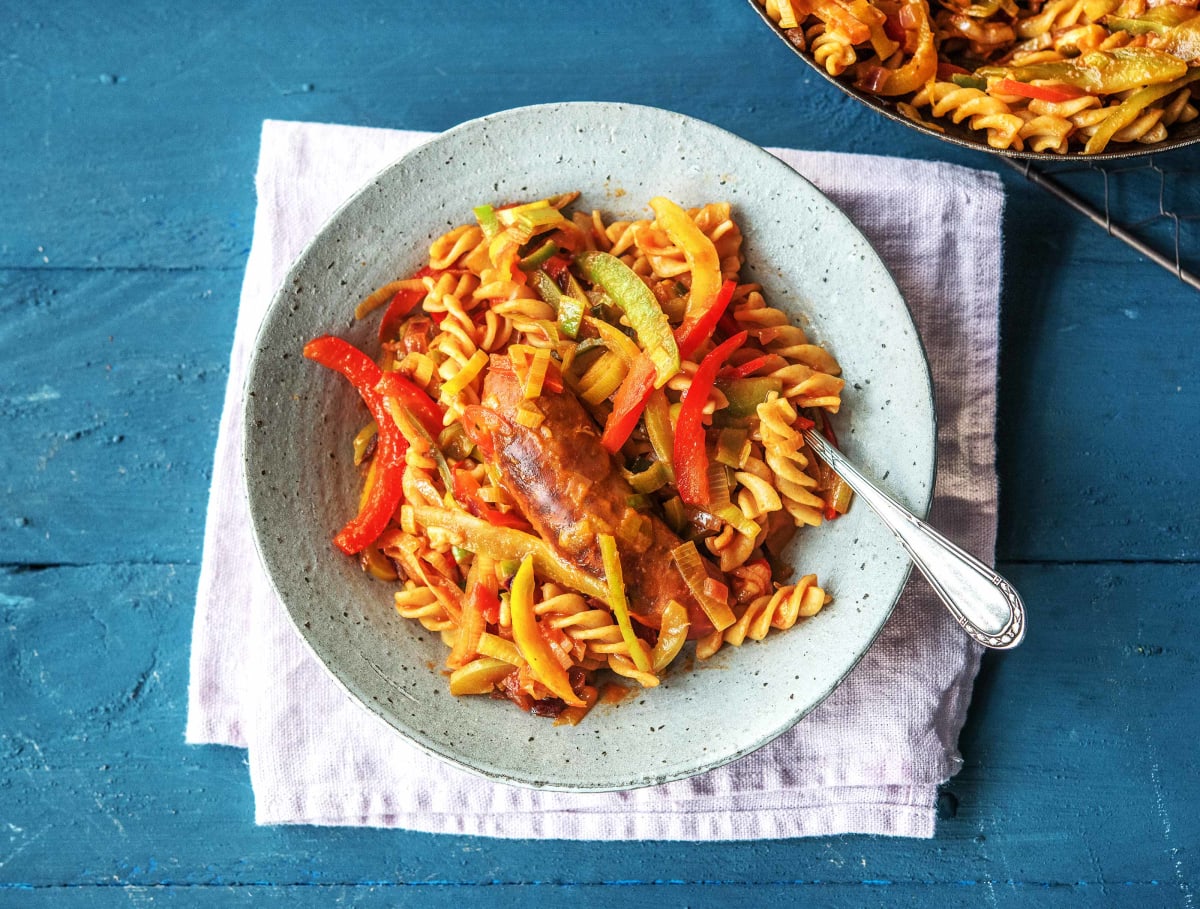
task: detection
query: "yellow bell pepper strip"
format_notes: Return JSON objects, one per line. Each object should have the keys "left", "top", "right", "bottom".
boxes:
{"left": 642, "top": 389, "right": 676, "bottom": 479}
{"left": 575, "top": 251, "right": 681, "bottom": 388}
{"left": 1083, "top": 69, "right": 1200, "bottom": 154}
{"left": 1161, "top": 19, "right": 1200, "bottom": 62}
{"left": 598, "top": 534, "right": 654, "bottom": 673}
{"left": 446, "top": 574, "right": 486, "bottom": 671}
{"left": 648, "top": 197, "right": 722, "bottom": 326}
{"left": 448, "top": 657, "right": 514, "bottom": 696}
{"left": 670, "top": 541, "right": 736, "bottom": 632}
{"left": 976, "top": 48, "right": 1188, "bottom": 94}
{"left": 409, "top": 502, "right": 610, "bottom": 603}
{"left": 600, "top": 353, "right": 658, "bottom": 454}
{"left": 856, "top": 0, "right": 937, "bottom": 96}
{"left": 303, "top": 335, "right": 408, "bottom": 555}
{"left": 388, "top": 401, "right": 455, "bottom": 493}
{"left": 651, "top": 600, "right": 690, "bottom": 672}
{"left": 673, "top": 331, "right": 747, "bottom": 506}
{"left": 675, "top": 278, "right": 737, "bottom": 361}
{"left": 510, "top": 555, "right": 586, "bottom": 706}
{"left": 585, "top": 314, "right": 642, "bottom": 364}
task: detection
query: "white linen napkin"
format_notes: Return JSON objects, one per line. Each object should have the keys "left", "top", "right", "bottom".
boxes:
{"left": 186, "top": 119, "right": 1004, "bottom": 839}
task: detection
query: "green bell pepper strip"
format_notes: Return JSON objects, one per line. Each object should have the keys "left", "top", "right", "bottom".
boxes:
{"left": 674, "top": 331, "right": 747, "bottom": 507}
{"left": 518, "top": 240, "right": 560, "bottom": 272}
{"left": 1106, "top": 6, "right": 1199, "bottom": 35}
{"left": 575, "top": 250, "right": 681, "bottom": 388}
{"left": 530, "top": 269, "right": 584, "bottom": 339}
{"left": 303, "top": 335, "right": 409, "bottom": 555}
{"left": 473, "top": 204, "right": 500, "bottom": 240}
{"left": 951, "top": 72, "right": 988, "bottom": 91}
{"left": 976, "top": 48, "right": 1188, "bottom": 93}
{"left": 1084, "top": 69, "right": 1200, "bottom": 154}
{"left": 715, "top": 376, "right": 785, "bottom": 419}
{"left": 598, "top": 533, "right": 653, "bottom": 673}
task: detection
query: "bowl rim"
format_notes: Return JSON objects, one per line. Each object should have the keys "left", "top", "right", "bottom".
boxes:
{"left": 242, "top": 101, "right": 939, "bottom": 791}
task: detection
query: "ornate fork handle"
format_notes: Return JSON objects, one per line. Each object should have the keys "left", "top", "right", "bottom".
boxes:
{"left": 804, "top": 430, "right": 1025, "bottom": 649}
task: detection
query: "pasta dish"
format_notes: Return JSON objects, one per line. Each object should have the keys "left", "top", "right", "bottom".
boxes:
{"left": 304, "top": 193, "right": 849, "bottom": 722}
{"left": 757, "top": 0, "right": 1199, "bottom": 153}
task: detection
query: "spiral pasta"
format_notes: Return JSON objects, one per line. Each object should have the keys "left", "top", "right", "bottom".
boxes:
{"left": 757, "top": 0, "right": 1200, "bottom": 154}
{"left": 305, "top": 192, "right": 851, "bottom": 722}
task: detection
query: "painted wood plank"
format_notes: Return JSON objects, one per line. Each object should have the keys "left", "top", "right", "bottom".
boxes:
{"left": 1, "top": 561, "right": 1196, "bottom": 900}
{"left": 0, "top": 881, "right": 1171, "bottom": 908}
{"left": 0, "top": 268, "right": 238, "bottom": 565}
{"left": 5, "top": 0, "right": 1192, "bottom": 277}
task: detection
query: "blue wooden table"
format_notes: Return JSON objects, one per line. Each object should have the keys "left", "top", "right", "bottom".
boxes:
{"left": 3, "top": 2, "right": 1198, "bottom": 905}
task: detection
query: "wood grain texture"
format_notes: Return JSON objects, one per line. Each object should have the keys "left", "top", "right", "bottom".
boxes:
{"left": 2, "top": 0, "right": 1198, "bottom": 905}
{"left": 1, "top": 563, "right": 1196, "bottom": 902}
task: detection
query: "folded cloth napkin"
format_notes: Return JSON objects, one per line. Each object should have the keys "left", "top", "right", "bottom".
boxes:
{"left": 186, "top": 119, "right": 1004, "bottom": 840}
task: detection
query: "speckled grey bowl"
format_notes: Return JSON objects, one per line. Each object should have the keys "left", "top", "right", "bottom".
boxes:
{"left": 243, "top": 102, "right": 935, "bottom": 791}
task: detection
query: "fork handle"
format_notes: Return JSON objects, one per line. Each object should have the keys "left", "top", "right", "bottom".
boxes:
{"left": 804, "top": 431, "right": 1025, "bottom": 649}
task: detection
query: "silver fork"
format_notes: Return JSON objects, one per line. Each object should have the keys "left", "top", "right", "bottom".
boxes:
{"left": 803, "top": 430, "right": 1025, "bottom": 649}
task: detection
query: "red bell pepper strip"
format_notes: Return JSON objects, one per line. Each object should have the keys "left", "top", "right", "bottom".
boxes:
{"left": 543, "top": 254, "right": 573, "bottom": 281}
{"left": 993, "top": 78, "right": 1088, "bottom": 103}
{"left": 303, "top": 335, "right": 408, "bottom": 555}
{"left": 674, "top": 279, "right": 737, "bottom": 361}
{"left": 374, "top": 371, "right": 444, "bottom": 438}
{"left": 718, "top": 354, "right": 770, "bottom": 380}
{"left": 377, "top": 288, "right": 425, "bottom": 341}
{"left": 600, "top": 353, "right": 657, "bottom": 454}
{"left": 716, "top": 312, "right": 742, "bottom": 342}
{"left": 673, "top": 331, "right": 747, "bottom": 506}
{"left": 452, "top": 469, "right": 530, "bottom": 530}
{"left": 488, "top": 353, "right": 564, "bottom": 393}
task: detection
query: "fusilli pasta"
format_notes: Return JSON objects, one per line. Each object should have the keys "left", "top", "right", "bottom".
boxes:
{"left": 758, "top": 0, "right": 1200, "bottom": 154}
{"left": 304, "top": 191, "right": 848, "bottom": 723}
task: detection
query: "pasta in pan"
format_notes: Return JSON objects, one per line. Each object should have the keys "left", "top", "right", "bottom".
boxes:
{"left": 304, "top": 192, "right": 850, "bottom": 722}
{"left": 757, "top": 0, "right": 1200, "bottom": 153}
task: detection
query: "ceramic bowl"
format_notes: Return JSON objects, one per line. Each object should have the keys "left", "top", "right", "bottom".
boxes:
{"left": 243, "top": 101, "right": 936, "bottom": 791}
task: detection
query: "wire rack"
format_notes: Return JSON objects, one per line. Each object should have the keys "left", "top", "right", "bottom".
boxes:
{"left": 1003, "top": 145, "right": 1200, "bottom": 292}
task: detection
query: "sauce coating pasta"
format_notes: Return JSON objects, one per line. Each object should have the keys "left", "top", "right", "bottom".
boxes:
{"left": 305, "top": 193, "right": 850, "bottom": 722}
{"left": 757, "top": 0, "right": 1200, "bottom": 154}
